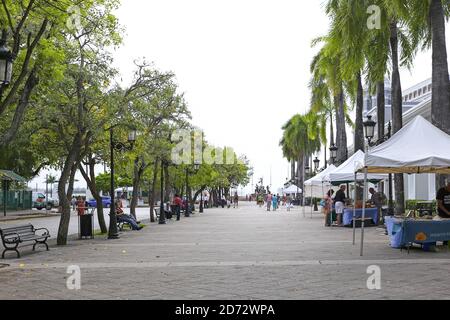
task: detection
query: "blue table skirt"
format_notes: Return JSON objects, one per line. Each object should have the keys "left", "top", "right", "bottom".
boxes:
{"left": 385, "top": 217, "right": 450, "bottom": 248}
{"left": 343, "top": 208, "right": 378, "bottom": 226}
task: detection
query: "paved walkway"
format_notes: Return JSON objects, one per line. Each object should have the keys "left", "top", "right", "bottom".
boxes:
{"left": 0, "top": 203, "right": 449, "bottom": 300}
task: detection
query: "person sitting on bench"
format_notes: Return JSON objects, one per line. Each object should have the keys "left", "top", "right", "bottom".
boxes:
{"left": 115, "top": 200, "right": 142, "bottom": 231}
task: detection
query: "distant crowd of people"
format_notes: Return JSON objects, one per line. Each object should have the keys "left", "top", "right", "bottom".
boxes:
{"left": 254, "top": 193, "right": 294, "bottom": 212}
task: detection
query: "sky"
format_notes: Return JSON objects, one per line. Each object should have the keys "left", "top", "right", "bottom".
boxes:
{"left": 30, "top": 0, "right": 450, "bottom": 195}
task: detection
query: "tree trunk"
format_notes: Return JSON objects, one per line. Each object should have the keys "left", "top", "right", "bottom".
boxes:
{"left": 297, "top": 155, "right": 304, "bottom": 204}
{"left": 149, "top": 160, "right": 158, "bottom": 223}
{"left": 57, "top": 136, "right": 82, "bottom": 245}
{"left": 131, "top": 157, "right": 145, "bottom": 219}
{"left": 430, "top": 0, "right": 450, "bottom": 188}
{"left": 354, "top": 71, "right": 365, "bottom": 153}
{"left": 291, "top": 160, "right": 296, "bottom": 180}
{"left": 335, "top": 89, "right": 348, "bottom": 164}
{"left": 164, "top": 163, "right": 170, "bottom": 203}
{"left": 79, "top": 161, "right": 107, "bottom": 234}
{"left": 191, "top": 187, "right": 206, "bottom": 209}
{"left": 377, "top": 81, "right": 385, "bottom": 140}
{"left": 390, "top": 21, "right": 405, "bottom": 215}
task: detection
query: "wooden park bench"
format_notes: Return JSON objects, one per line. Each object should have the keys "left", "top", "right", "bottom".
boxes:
{"left": 0, "top": 224, "right": 50, "bottom": 258}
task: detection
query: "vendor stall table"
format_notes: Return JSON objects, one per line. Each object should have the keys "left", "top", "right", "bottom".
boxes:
{"left": 343, "top": 208, "right": 378, "bottom": 227}
{"left": 385, "top": 217, "right": 450, "bottom": 250}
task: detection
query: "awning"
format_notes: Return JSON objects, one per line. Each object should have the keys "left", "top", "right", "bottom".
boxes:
{"left": 0, "top": 170, "right": 27, "bottom": 182}
{"left": 358, "top": 116, "right": 450, "bottom": 174}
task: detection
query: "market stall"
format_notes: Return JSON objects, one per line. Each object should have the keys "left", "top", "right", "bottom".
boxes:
{"left": 385, "top": 217, "right": 450, "bottom": 250}
{"left": 304, "top": 165, "right": 336, "bottom": 198}
{"left": 357, "top": 115, "right": 450, "bottom": 255}
{"left": 304, "top": 165, "right": 337, "bottom": 217}
{"left": 323, "top": 150, "right": 386, "bottom": 231}
{"left": 343, "top": 208, "right": 378, "bottom": 227}
{"left": 283, "top": 184, "right": 302, "bottom": 195}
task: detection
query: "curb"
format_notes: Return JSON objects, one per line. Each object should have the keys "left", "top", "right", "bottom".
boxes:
{"left": 0, "top": 213, "right": 61, "bottom": 223}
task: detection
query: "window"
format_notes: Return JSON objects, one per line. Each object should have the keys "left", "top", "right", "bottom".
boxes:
{"left": 418, "top": 89, "right": 422, "bottom": 96}
{"left": 413, "top": 91, "right": 417, "bottom": 98}
{"left": 409, "top": 93, "right": 413, "bottom": 100}
{"left": 423, "top": 86, "right": 427, "bottom": 93}
{"left": 428, "top": 84, "right": 432, "bottom": 91}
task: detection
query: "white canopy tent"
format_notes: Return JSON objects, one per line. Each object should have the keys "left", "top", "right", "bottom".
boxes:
{"left": 357, "top": 115, "right": 450, "bottom": 256}
{"left": 324, "top": 150, "right": 386, "bottom": 185}
{"left": 361, "top": 115, "right": 450, "bottom": 174}
{"left": 304, "top": 165, "right": 337, "bottom": 198}
{"left": 283, "top": 184, "right": 302, "bottom": 194}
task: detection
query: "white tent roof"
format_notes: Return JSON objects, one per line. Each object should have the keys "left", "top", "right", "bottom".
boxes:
{"left": 283, "top": 184, "right": 302, "bottom": 194}
{"left": 304, "top": 165, "right": 337, "bottom": 198}
{"left": 325, "top": 150, "right": 386, "bottom": 184}
{"left": 360, "top": 115, "right": 450, "bottom": 174}
{"left": 304, "top": 165, "right": 336, "bottom": 186}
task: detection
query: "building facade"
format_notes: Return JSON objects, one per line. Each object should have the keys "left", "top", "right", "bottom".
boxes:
{"left": 363, "top": 78, "right": 444, "bottom": 202}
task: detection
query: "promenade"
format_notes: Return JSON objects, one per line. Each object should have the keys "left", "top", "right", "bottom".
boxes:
{"left": 0, "top": 202, "right": 449, "bottom": 300}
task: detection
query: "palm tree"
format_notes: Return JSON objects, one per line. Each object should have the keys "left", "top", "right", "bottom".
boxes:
{"left": 280, "top": 114, "right": 322, "bottom": 198}
{"left": 45, "top": 175, "right": 57, "bottom": 198}
{"left": 310, "top": 39, "right": 349, "bottom": 164}
{"left": 404, "top": 0, "right": 450, "bottom": 186}
{"left": 309, "top": 73, "right": 335, "bottom": 166}
{"left": 405, "top": 0, "right": 450, "bottom": 134}
{"left": 325, "top": 0, "right": 370, "bottom": 154}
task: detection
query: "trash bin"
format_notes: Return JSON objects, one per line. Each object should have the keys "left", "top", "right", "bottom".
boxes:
{"left": 78, "top": 210, "right": 94, "bottom": 240}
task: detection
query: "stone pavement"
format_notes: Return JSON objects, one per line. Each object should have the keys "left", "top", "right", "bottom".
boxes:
{"left": 0, "top": 202, "right": 450, "bottom": 300}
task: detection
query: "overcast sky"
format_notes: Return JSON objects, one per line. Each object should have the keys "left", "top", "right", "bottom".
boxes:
{"left": 31, "top": 0, "right": 450, "bottom": 194}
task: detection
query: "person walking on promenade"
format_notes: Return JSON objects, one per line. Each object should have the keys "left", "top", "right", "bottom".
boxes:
{"left": 272, "top": 194, "right": 278, "bottom": 212}
{"left": 173, "top": 194, "right": 183, "bottom": 221}
{"left": 266, "top": 193, "right": 273, "bottom": 211}
{"left": 233, "top": 192, "right": 239, "bottom": 208}
{"left": 323, "top": 189, "right": 334, "bottom": 227}
{"left": 334, "top": 185, "right": 347, "bottom": 226}
{"left": 369, "top": 188, "right": 386, "bottom": 225}
{"left": 286, "top": 194, "right": 293, "bottom": 211}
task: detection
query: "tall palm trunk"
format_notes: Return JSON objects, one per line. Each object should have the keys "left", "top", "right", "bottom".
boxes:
{"left": 291, "top": 160, "right": 296, "bottom": 180}
{"left": 297, "top": 155, "right": 305, "bottom": 204}
{"left": 354, "top": 72, "right": 365, "bottom": 153}
{"left": 390, "top": 21, "right": 405, "bottom": 215}
{"left": 430, "top": 0, "right": 450, "bottom": 187}
{"left": 335, "top": 89, "right": 348, "bottom": 164}
{"left": 377, "top": 81, "right": 385, "bottom": 139}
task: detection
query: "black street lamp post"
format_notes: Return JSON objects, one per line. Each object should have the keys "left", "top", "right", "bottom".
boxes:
{"left": 185, "top": 167, "right": 191, "bottom": 217}
{"left": 108, "top": 127, "right": 137, "bottom": 239}
{"left": 329, "top": 144, "right": 338, "bottom": 165}
{"left": 159, "top": 159, "right": 167, "bottom": 225}
{"left": 363, "top": 115, "right": 377, "bottom": 146}
{"left": 313, "top": 157, "right": 320, "bottom": 211}
{"left": 313, "top": 157, "right": 320, "bottom": 172}
{"left": 363, "top": 116, "right": 394, "bottom": 214}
